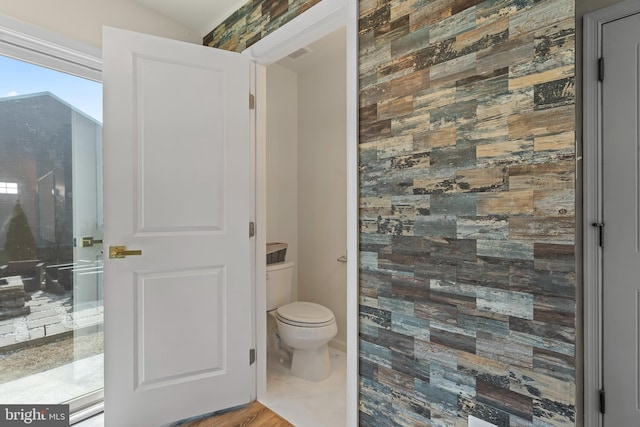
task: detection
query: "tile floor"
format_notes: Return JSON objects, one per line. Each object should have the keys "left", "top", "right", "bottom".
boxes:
{"left": 260, "top": 347, "right": 347, "bottom": 427}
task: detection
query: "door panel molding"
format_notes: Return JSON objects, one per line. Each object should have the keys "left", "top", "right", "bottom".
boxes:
{"left": 134, "top": 268, "right": 226, "bottom": 390}
{"left": 583, "top": 2, "right": 640, "bottom": 426}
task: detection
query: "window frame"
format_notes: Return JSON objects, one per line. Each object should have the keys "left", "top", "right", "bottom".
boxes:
{"left": 0, "top": 182, "right": 18, "bottom": 194}
{"left": 0, "top": 14, "right": 104, "bottom": 423}
{"left": 0, "top": 15, "right": 101, "bottom": 81}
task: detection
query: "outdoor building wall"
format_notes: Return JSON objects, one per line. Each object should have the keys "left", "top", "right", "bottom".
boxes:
{"left": 0, "top": 94, "right": 74, "bottom": 253}
{"left": 207, "top": 0, "right": 578, "bottom": 425}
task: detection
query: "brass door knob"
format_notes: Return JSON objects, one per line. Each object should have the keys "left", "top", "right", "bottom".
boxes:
{"left": 109, "top": 245, "right": 142, "bottom": 259}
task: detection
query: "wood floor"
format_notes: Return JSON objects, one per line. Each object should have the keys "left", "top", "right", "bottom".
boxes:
{"left": 180, "top": 402, "right": 294, "bottom": 427}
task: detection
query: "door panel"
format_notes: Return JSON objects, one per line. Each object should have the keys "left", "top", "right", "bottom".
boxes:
{"left": 102, "top": 27, "right": 252, "bottom": 427}
{"left": 602, "top": 11, "right": 640, "bottom": 425}
{"left": 134, "top": 56, "right": 226, "bottom": 232}
{"left": 135, "top": 268, "right": 225, "bottom": 389}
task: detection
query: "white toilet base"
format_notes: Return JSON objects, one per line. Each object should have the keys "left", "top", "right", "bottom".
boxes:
{"left": 290, "top": 343, "right": 331, "bottom": 382}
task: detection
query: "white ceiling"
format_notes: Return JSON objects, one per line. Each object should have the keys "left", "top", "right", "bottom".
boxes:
{"left": 134, "top": 0, "right": 247, "bottom": 35}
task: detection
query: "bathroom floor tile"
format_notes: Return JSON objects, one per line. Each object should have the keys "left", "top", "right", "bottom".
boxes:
{"left": 261, "top": 347, "right": 346, "bottom": 427}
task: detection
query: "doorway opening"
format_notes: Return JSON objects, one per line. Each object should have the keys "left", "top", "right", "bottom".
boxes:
{"left": 259, "top": 27, "right": 347, "bottom": 426}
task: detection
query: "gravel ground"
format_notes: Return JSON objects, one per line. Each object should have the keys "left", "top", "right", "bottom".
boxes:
{"left": 0, "top": 331, "right": 103, "bottom": 384}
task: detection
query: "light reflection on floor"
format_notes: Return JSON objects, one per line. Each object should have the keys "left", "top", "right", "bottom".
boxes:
{"left": 260, "top": 347, "right": 347, "bottom": 427}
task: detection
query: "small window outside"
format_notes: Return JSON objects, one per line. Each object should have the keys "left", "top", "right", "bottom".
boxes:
{"left": 0, "top": 181, "right": 18, "bottom": 194}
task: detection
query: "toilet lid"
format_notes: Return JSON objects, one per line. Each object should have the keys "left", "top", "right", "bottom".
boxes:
{"left": 276, "top": 301, "right": 335, "bottom": 325}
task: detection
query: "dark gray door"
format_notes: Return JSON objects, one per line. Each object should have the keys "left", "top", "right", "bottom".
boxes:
{"left": 602, "top": 10, "right": 640, "bottom": 426}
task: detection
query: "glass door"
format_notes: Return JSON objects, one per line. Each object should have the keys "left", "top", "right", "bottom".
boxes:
{"left": 0, "top": 53, "right": 103, "bottom": 411}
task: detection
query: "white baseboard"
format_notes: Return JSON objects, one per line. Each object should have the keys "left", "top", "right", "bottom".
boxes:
{"left": 329, "top": 338, "right": 347, "bottom": 353}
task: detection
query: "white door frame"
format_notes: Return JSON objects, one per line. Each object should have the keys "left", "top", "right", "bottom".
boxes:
{"left": 241, "top": 0, "right": 358, "bottom": 424}
{"left": 583, "top": 1, "right": 640, "bottom": 426}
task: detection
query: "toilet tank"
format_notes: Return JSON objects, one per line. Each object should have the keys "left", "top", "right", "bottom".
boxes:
{"left": 266, "top": 262, "right": 294, "bottom": 311}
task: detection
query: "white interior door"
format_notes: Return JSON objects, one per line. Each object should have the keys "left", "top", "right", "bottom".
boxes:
{"left": 602, "top": 11, "right": 640, "bottom": 426}
{"left": 102, "top": 27, "right": 252, "bottom": 427}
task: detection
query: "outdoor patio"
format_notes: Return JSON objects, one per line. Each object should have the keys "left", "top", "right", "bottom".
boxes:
{"left": 0, "top": 287, "right": 104, "bottom": 404}
{"left": 0, "top": 289, "right": 103, "bottom": 351}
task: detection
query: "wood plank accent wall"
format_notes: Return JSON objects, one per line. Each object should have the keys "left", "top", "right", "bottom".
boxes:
{"left": 358, "top": 1, "right": 576, "bottom": 425}
{"left": 206, "top": 0, "right": 577, "bottom": 425}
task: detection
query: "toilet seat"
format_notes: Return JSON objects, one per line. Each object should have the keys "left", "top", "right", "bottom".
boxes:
{"left": 276, "top": 301, "right": 335, "bottom": 328}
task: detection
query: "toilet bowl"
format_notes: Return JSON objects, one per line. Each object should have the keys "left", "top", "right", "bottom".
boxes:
{"left": 274, "top": 301, "right": 337, "bottom": 381}
{"left": 266, "top": 261, "right": 338, "bottom": 382}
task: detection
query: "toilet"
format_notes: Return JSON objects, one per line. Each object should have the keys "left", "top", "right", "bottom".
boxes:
{"left": 266, "top": 261, "right": 337, "bottom": 382}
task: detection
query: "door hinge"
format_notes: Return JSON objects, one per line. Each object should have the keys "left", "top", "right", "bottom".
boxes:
{"left": 249, "top": 221, "right": 255, "bottom": 238}
{"left": 592, "top": 222, "right": 604, "bottom": 247}
{"left": 598, "top": 57, "right": 604, "bottom": 82}
{"left": 249, "top": 93, "right": 255, "bottom": 110}
{"left": 249, "top": 348, "right": 256, "bottom": 365}
{"left": 599, "top": 389, "right": 605, "bottom": 414}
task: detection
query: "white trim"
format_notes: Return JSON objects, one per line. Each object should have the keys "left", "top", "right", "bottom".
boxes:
{"left": 583, "top": 10, "right": 603, "bottom": 427}
{"left": 330, "top": 338, "right": 348, "bottom": 353}
{"left": 583, "top": 2, "right": 640, "bottom": 426}
{"left": 255, "top": 62, "right": 268, "bottom": 400}
{"left": 242, "top": 0, "right": 346, "bottom": 65}
{"left": 245, "top": 0, "right": 358, "bottom": 424}
{"left": 0, "top": 14, "right": 101, "bottom": 81}
{"left": 249, "top": 61, "right": 259, "bottom": 402}
{"left": 345, "top": 1, "right": 359, "bottom": 425}
{"left": 69, "top": 400, "right": 104, "bottom": 425}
